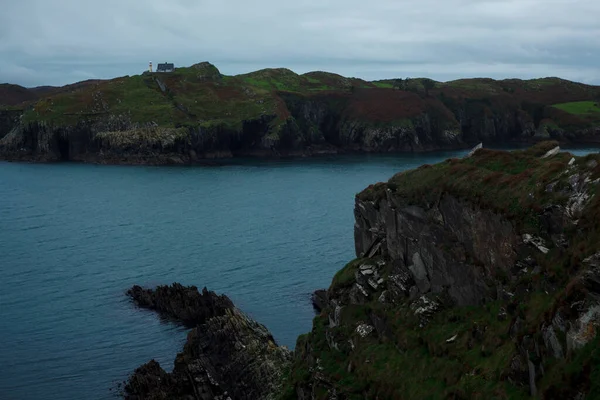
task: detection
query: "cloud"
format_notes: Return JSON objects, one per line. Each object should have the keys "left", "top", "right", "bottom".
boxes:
{"left": 0, "top": 0, "right": 599, "bottom": 86}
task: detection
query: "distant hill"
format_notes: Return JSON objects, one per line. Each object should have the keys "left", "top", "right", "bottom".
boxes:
{"left": 1, "top": 62, "right": 599, "bottom": 163}
{"left": 0, "top": 84, "right": 39, "bottom": 106}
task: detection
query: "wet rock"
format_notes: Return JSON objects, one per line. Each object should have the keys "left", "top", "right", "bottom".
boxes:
{"left": 124, "top": 284, "right": 290, "bottom": 400}
{"left": 126, "top": 283, "right": 234, "bottom": 328}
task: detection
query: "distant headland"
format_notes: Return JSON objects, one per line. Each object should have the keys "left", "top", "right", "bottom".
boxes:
{"left": 1, "top": 62, "right": 599, "bottom": 164}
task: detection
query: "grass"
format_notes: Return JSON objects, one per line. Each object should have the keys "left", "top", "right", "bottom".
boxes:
{"left": 281, "top": 142, "right": 600, "bottom": 400}
{"left": 552, "top": 101, "right": 600, "bottom": 116}
{"left": 11, "top": 62, "right": 600, "bottom": 141}
{"left": 361, "top": 142, "right": 583, "bottom": 232}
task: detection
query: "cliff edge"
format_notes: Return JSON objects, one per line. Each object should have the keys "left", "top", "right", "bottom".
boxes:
{"left": 282, "top": 142, "right": 600, "bottom": 399}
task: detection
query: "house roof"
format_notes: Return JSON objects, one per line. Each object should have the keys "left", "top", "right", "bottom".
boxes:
{"left": 157, "top": 63, "right": 175, "bottom": 70}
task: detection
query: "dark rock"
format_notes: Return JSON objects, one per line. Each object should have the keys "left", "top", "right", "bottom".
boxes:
{"left": 124, "top": 284, "right": 290, "bottom": 400}
{"left": 311, "top": 289, "right": 328, "bottom": 313}
{"left": 354, "top": 193, "right": 517, "bottom": 306}
{"left": 126, "top": 283, "right": 234, "bottom": 328}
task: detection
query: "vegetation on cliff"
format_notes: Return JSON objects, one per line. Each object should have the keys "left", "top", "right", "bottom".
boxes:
{"left": 282, "top": 142, "right": 600, "bottom": 399}
{"left": 1, "top": 63, "right": 600, "bottom": 164}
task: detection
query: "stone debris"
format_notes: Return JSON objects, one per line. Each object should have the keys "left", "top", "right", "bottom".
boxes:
{"left": 523, "top": 234, "right": 549, "bottom": 254}
{"left": 367, "top": 278, "right": 379, "bottom": 290}
{"left": 541, "top": 146, "right": 560, "bottom": 158}
{"left": 569, "top": 157, "right": 576, "bottom": 166}
{"left": 446, "top": 334, "right": 458, "bottom": 343}
{"left": 355, "top": 324, "right": 375, "bottom": 338}
{"left": 498, "top": 308, "right": 508, "bottom": 321}
{"left": 411, "top": 295, "right": 440, "bottom": 327}
{"left": 567, "top": 305, "right": 600, "bottom": 352}
{"left": 389, "top": 272, "right": 411, "bottom": 293}
{"left": 355, "top": 283, "right": 369, "bottom": 298}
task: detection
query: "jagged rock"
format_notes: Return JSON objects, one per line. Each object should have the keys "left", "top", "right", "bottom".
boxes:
{"left": 543, "top": 326, "right": 564, "bottom": 359}
{"left": 408, "top": 252, "right": 431, "bottom": 294}
{"left": 355, "top": 194, "right": 514, "bottom": 306}
{"left": 126, "top": 283, "right": 234, "bottom": 328}
{"left": 124, "top": 284, "right": 290, "bottom": 400}
{"left": 566, "top": 305, "right": 600, "bottom": 353}
{"left": 311, "top": 289, "right": 328, "bottom": 313}
{"left": 355, "top": 324, "right": 374, "bottom": 338}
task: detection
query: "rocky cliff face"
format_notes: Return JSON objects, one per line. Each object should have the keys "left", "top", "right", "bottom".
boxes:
{"left": 282, "top": 142, "right": 600, "bottom": 399}
{"left": 1, "top": 70, "right": 598, "bottom": 164}
{"left": 124, "top": 284, "right": 291, "bottom": 400}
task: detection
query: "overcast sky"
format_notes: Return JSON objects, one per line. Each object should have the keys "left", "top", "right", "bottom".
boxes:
{"left": 1, "top": 0, "right": 599, "bottom": 87}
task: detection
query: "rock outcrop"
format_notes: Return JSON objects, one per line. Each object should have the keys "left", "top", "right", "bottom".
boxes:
{"left": 282, "top": 142, "right": 600, "bottom": 399}
{"left": 124, "top": 284, "right": 291, "bottom": 400}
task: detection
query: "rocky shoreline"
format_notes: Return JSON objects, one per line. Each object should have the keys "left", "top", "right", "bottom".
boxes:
{"left": 121, "top": 142, "right": 600, "bottom": 399}
{"left": 124, "top": 284, "right": 291, "bottom": 400}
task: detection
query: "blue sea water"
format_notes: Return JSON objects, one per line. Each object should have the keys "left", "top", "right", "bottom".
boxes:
{"left": 1, "top": 147, "right": 598, "bottom": 400}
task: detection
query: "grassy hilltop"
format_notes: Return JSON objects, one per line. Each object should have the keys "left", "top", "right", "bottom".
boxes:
{"left": 1, "top": 63, "right": 600, "bottom": 163}
{"left": 2, "top": 62, "right": 599, "bottom": 132}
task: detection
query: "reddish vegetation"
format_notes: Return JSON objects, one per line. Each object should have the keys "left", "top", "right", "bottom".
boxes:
{"left": 345, "top": 88, "right": 426, "bottom": 122}
{"left": 0, "top": 84, "right": 38, "bottom": 106}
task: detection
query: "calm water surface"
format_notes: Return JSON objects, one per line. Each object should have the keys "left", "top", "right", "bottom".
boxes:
{"left": 1, "top": 148, "right": 597, "bottom": 399}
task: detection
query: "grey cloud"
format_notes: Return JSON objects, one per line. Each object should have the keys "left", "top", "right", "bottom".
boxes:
{"left": 1, "top": 0, "right": 599, "bottom": 87}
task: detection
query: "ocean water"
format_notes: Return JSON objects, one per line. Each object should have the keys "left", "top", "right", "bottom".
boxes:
{"left": 1, "top": 147, "right": 598, "bottom": 400}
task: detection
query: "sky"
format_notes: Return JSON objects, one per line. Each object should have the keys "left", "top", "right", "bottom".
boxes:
{"left": 1, "top": 0, "right": 599, "bottom": 87}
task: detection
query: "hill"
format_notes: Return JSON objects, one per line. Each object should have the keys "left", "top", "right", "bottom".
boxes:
{"left": 1, "top": 63, "right": 599, "bottom": 164}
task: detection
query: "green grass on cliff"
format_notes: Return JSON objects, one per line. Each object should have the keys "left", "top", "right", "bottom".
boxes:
{"left": 282, "top": 142, "right": 600, "bottom": 400}
{"left": 552, "top": 101, "right": 600, "bottom": 116}
{"left": 12, "top": 62, "right": 600, "bottom": 134}
{"left": 360, "top": 141, "right": 597, "bottom": 234}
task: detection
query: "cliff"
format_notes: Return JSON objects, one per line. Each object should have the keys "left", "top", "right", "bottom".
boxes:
{"left": 124, "top": 284, "right": 291, "bottom": 400}
{"left": 120, "top": 143, "right": 600, "bottom": 398}
{"left": 282, "top": 142, "right": 600, "bottom": 399}
{"left": 1, "top": 64, "right": 599, "bottom": 164}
